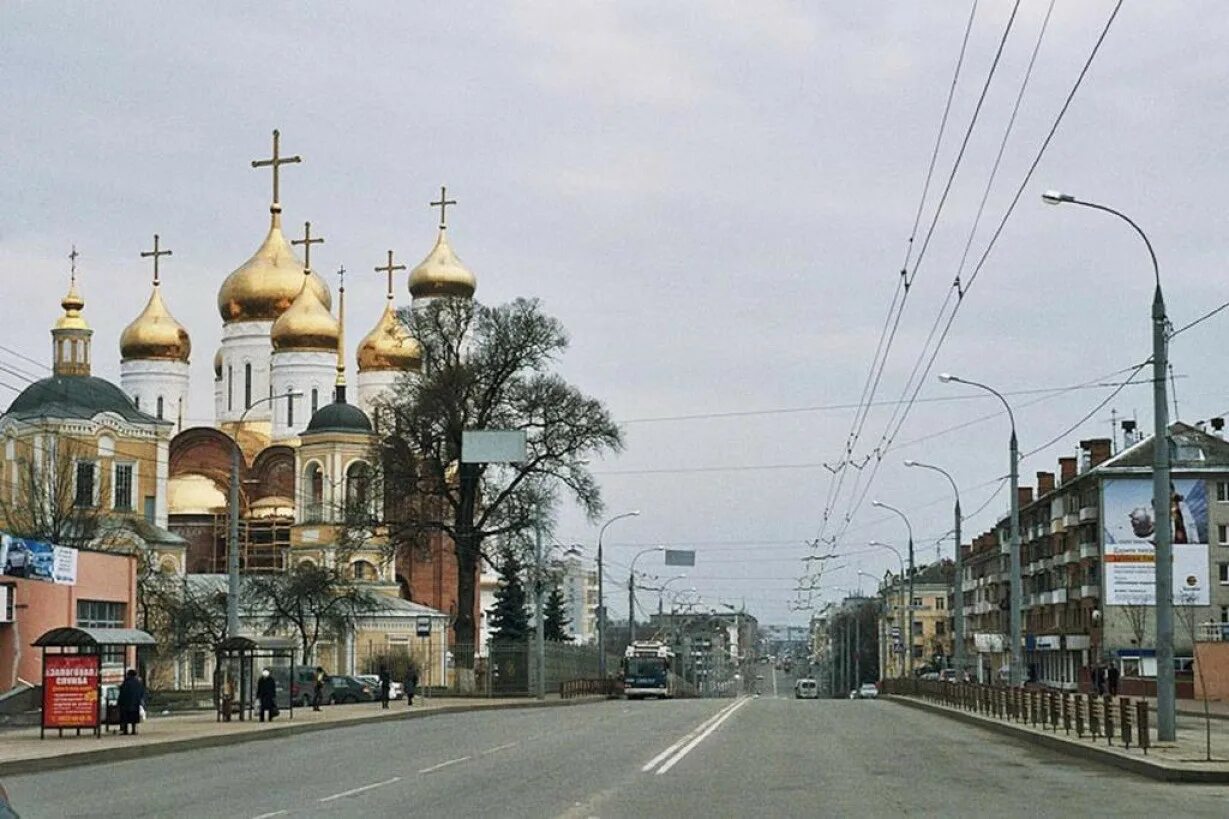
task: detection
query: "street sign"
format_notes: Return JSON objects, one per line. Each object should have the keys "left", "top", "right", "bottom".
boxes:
{"left": 416, "top": 616, "right": 432, "bottom": 637}
{"left": 664, "top": 549, "right": 695, "bottom": 567}
{"left": 461, "top": 430, "right": 527, "bottom": 464}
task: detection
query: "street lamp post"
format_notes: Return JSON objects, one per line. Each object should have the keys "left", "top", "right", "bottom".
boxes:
{"left": 868, "top": 540, "right": 907, "bottom": 679}
{"left": 905, "top": 459, "right": 964, "bottom": 673}
{"left": 1043, "top": 189, "right": 1173, "bottom": 741}
{"left": 227, "top": 389, "right": 301, "bottom": 638}
{"left": 657, "top": 574, "right": 689, "bottom": 615}
{"left": 939, "top": 373, "right": 1022, "bottom": 687}
{"left": 872, "top": 501, "right": 916, "bottom": 679}
{"left": 628, "top": 546, "right": 665, "bottom": 644}
{"left": 597, "top": 510, "right": 640, "bottom": 679}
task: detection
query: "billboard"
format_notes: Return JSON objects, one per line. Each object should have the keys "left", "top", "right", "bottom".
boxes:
{"left": 42, "top": 654, "right": 101, "bottom": 730}
{"left": 0, "top": 533, "right": 78, "bottom": 585}
{"left": 1102, "top": 478, "right": 1209, "bottom": 606}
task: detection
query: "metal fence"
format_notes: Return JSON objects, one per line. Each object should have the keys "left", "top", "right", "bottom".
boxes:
{"left": 880, "top": 678, "right": 1151, "bottom": 753}
{"left": 452, "top": 642, "right": 617, "bottom": 698}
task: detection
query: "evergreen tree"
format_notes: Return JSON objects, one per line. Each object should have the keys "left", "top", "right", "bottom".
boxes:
{"left": 543, "top": 582, "right": 571, "bottom": 642}
{"left": 489, "top": 549, "right": 531, "bottom": 644}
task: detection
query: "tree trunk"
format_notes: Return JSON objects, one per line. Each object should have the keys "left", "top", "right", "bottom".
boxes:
{"left": 452, "top": 465, "right": 481, "bottom": 692}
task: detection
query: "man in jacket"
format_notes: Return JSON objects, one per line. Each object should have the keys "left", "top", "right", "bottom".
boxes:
{"left": 312, "top": 667, "right": 326, "bottom": 711}
{"left": 117, "top": 669, "right": 145, "bottom": 736}
{"left": 256, "top": 668, "right": 278, "bottom": 722}
{"left": 405, "top": 668, "right": 419, "bottom": 706}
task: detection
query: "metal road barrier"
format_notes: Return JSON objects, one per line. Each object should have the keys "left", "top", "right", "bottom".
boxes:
{"left": 880, "top": 679, "right": 1150, "bottom": 754}
{"left": 560, "top": 678, "right": 622, "bottom": 699}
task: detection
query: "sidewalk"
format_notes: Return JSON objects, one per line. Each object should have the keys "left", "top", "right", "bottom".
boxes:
{"left": 888, "top": 695, "right": 1229, "bottom": 783}
{"left": 0, "top": 694, "right": 602, "bottom": 777}
{"left": 1140, "top": 695, "right": 1229, "bottom": 722}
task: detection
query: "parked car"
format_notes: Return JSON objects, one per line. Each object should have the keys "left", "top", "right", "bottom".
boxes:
{"left": 857, "top": 683, "right": 879, "bottom": 700}
{"left": 794, "top": 678, "right": 819, "bottom": 699}
{"left": 287, "top": 666, "right": 334, "bottom": 707}
{"left": 329, "top": 675, "right": 376, "bottom": 704}
{"left": 354, "top": 674, "right": 402, "bottom": 701}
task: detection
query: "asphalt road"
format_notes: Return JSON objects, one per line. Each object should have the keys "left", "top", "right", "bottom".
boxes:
{"left": 6, "top": 691, "right": 1229, "bottom": 818}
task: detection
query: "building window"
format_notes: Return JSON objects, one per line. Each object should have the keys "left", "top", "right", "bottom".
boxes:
{"left": 287, "top": 390, "right": 295, "bottom": 428}
{"left": 1219, "top": 563, "right": 1229, "bottom": 585}
{"left": 156, "top": 396, "right": 164, "bottom": 420}
{"left": 1221, "top": 606, "right": 1229, "bottom": 624}
{"left": 934, "top": 597, "right": 945, "bottom": 611}
{"left": 304, "top": 463, "right": 324, "bottom": 522}
{"left": 1217, "top": 482, "right": 1229, "bottom": 503}
{"left": 935, "top": 621, "right": 946, "bottom": 636}
{"left": 74, "top": 460, "right": 96, "bottom": 508}
{"left": 113, "top": 463, "right": 134, "bottom": 511}
{"left": 1220, "top": 524, "right": 1229, "bottom": 546}
{"left": 351, "top": 560, "right": 377, "bottom": 581}
{"left": 311, "top": 387, "right": 319, "bottom": 415}
{"left": 191, "top": 651, "right": 207, "bottom": 681}
{"left": 144, "top": 496, "right": 156, "bottom": 524}
{"left": 346, "top": 461, "right": 371, "bottom": 516}
{"left": 244, "top": 363, "right": 252, "bottom": 409}
{"left": 227, "top": 366, "right": 234, "bottom": 411}
{"left": 77, "top": 600, "right": 126, "bottom": 664}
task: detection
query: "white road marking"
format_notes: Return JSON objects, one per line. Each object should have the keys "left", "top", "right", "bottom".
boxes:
{"left": 251, "top": 812, "right": 288, "bottom": 819}
{"left": 655, "top": 696, "right": 751, "bottom": 775}
{"left": 772, "top": 666, "right": 778, "bottom": 697}
{"left": 482, "top": 741, "right": 519, "bottom": 755}
{"left": 641, "top": 698, "right": 746, "bottom": 773}
{"left": 418, "top": 755, "right": 472, "bottom": 774}
{"left": 317, "top": 777, "right": 401, "bottom": 803}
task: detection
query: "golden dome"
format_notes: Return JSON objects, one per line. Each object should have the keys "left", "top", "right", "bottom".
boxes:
{"left": 213, "top": 348, "right": 223, "bottom": 379}
{"left": 55, "top": 279, "right": 89, "bottom": 330}
{"left": 271, "top": 275, "right": 339, "bottom": 352}
{"left": 217, "top": 209, "right": 331, "bottom": 322}
{"left": 408, "top": 230, "right": 476, "bottom": 300}
{"left": 168, "top": 473, "right": 226, "bottom": 515}
{"left": 120, "top": 286, "right": 191, "bottom": 362}
{"left": 357, "top": 301, "right": 422, "bottom": 372}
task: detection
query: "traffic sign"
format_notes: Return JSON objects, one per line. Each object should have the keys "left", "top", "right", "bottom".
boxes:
{"left": 416, "top": 616, "right": 432, "bottom": 637}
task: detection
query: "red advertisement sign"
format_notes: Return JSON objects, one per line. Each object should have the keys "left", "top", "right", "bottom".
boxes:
{"left": 43, "top": 655, "right": 100, "bottom": 729}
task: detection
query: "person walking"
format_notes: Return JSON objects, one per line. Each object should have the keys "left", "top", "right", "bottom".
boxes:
{"left": 405, "top": 667, "right": 418, "bottom": 707}
{"left": 117, "top": 669, "right": 145, "bottom": 736}
{"left": 256, "top": 668, "right": 278, "bottom": 722}
{"left": 1093, "top": 664, "right": 1106, "bottom": 696}
{"left": 378, "top": 667, "right": 391, "bottom": 710}
{"left": 1107, "top": 663, "right": 1120, "bottom": 698}
{"left": 312, "top": 666, "right": 326, "bottom": 712}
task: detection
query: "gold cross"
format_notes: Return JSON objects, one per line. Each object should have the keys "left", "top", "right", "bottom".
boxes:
{"left": 374, "top": 249, "right": 406, "bottom": 299}
{"left": 68, "top": 245, "right": 80, "bottom": 283}
{"left": 336, "top": 264, "right": 346, "bottom": 292}
{"left": 140, "top": 234, "right": 173, "bottom": 285}
{"left": 429, "top": 185, "right": 457, "bottom": 229}
{"left": 251, "top": 129, "right": 302, "bottom": 205}
{"left": 291, "top": 221, "right": 324, "bottom": 270}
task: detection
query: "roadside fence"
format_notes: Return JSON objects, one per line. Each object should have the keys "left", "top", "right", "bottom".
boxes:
{"left": 560, "top": 678, "right": 622, "bottom": 700}
{"left": 880, "top": 678, "right": 1151, "bottom": 754}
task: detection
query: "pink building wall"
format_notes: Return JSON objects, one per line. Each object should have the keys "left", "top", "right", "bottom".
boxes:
{"left": 0, "top": 549, "right": 137, "bottom": 693}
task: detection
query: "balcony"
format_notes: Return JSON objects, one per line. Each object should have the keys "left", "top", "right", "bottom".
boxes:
{"left": 1038, "top": 591, "right": 1053, "bottom": 606}
{"left": 1197, "top": 622, "right": 1229, "bottom": 642}
{"left": 1051, "top": 588, "right": 1067, "bottom": 604}
{"left": 1051, "top": 518, "right": 1066, "bottom": 534}
{"left": 1079, "top": 505, "right": 1098, "bottom": 523}
{"left": 1079, "top": 543, "right": 1098, "bottom": 560}
{"left": 1064, "top": 512, "right": 1081, "bottom": 527}
{"left": 1080, "top": 584, "right": 1100, "bottom": 599}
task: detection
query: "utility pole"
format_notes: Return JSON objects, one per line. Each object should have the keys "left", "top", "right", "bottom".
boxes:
{"left": 534, "top": 518, "right": 545, "bottom": 700}
{"left": 854, "top": 605, "right": 861, "bottom": 688}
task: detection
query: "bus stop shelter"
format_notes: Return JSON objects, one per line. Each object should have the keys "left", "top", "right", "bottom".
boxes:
{"left": 32, "top": 626, "right": 157, "bottom": 739}
{"left": 214, "top": 635, "right": 296, "bottom": 722}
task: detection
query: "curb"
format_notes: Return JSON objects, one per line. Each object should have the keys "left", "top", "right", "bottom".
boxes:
{"left": 886, "top": 696, "right": 1229, "bottom": 784}
{"left": 0, "top": 696, "right": 606, "bottom": 778}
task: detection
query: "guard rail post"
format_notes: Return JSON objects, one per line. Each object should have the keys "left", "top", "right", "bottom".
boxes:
{"left": 1136, "top": 700, "right": 1150, "bottom": 755}
{"left": 1104, "top": 695, "right": 1115, "bottom": 745}
{"left": 1120, "top": 697, "right": 1132, "bottom": 750}
{"left": 1088, "top": 693, "right": 1100, "bottom": 739}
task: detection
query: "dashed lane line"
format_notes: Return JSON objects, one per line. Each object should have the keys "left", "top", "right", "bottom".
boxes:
{"left": 417, "top": 756, "right": 472, "bottom": 774}
{"left": 317, "top": 777, "right": 402, "bottom": 803}
{"left": 481, "top": 741, "right": 520, "bottom": 755}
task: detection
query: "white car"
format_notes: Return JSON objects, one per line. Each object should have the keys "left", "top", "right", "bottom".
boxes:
{"left": 856, "top": 683, "right": 879, "bottom": 700}
{"left": 354, "top": 675, "right": 403, "bottom": 701}
{"left": 794, "top": 678, "right": 819, "bottom": 699}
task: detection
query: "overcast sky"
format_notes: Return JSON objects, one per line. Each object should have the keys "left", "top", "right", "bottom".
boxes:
{"left": 3, "top": 2, "right": 1228, "bottom": 626}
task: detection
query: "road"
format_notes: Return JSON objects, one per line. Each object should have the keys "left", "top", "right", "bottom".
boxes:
{"left": 6, "top": 691, "right": 1229, "bottom": 818}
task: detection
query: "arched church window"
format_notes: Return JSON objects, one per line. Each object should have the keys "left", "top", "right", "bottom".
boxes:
{"left": 311, "top": 387, "right": 319, "bottom": 415}
{"left": 304, "top": 463, "right": 324, "bottom": 523}
{"left": 345, "top": 461, "right": 371, "bottom": 517}
{"left": 156, "top": 396, "right": 164, "bottom": 420}
{"left": 244, "top": 363, "right": 252, "bottom": 409}
{"left": 287, "top": 388, "right": 295, "bottom": 428}
{"left": 351, "top": 560, "right": 377, "bottom": 581}
{"left": 227, "top": 366, "right": 234, "bottom": 411}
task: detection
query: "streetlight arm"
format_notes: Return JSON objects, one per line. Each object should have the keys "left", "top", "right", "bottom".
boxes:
{"left": 1067, "top": 198, "right": 1161, "bottom": 290}
{"left": 873, "top": 501, "right": 914, "bottom": 544}
{"left": 907, "top": 461, "right": 961, "bottom": 512}
{"left": 947, "top": 377, "right": 1016, "bottom": 435}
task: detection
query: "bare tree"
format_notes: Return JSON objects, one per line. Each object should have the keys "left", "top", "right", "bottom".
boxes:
{"left": 244, "top": 563, "right": 380, "bottom": 665}
{"left": 0, "top": 433, "right": 115, "bottom": 549}
{"left": 370, "top": 297, "right": 622, "bottom": 682}
{"left": 1176, "top": 591, "right": 1215, "bottom": 762}
{"left": 1120, "top": 603, "right": 1151, "bottom": 659}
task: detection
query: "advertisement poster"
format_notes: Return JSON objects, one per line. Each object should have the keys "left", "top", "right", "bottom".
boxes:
{"left": 42, "top": 654, "right": 101, "bottom": 729}
{"left": 1, "top": 534, "right": 78, "bottom": 585}
{"left": 1103, "top": 477, "right": 1210, "bottom": 606}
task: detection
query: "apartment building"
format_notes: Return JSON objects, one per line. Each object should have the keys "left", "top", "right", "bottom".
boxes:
{"left": 878, "top": 560, "right": 955, "bottom": 679}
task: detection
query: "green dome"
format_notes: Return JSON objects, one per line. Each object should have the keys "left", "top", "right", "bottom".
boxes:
{"left": 5, "top": 375, "right": 156, "bottom": 424}
{"left": 303, "top": 400, "right": 372, "bottom": 435}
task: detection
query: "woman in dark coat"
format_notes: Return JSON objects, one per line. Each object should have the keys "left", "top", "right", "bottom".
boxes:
{"left": 378, "top": 667, "right": 391, "bottom": 710}
{"left": 117, "top": 669, "right": 145, "bottom": 736}
{"left": 256, "top": 668, "right": 278, "bottom": 722}
{"left": 405, "top": 668, "right": 419, "bottom": 706}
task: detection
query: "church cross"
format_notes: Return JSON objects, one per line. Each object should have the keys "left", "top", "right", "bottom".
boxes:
{"left": 68, "top": 245, "right": 80, "bottom": 282}
{"left": 429, "top": 185, "right": 457, "bottom": 229}
{"left": 374, "top": 249, "right": 406, "bottom": 298}
{"left": 291, "top": 221, "right": 324, "bottom": 270}
{"left": 140, "top": 234, "right": 173, "bottom": 285}
{"left": 251, "top": 128, "right": 302, "bottom": 205}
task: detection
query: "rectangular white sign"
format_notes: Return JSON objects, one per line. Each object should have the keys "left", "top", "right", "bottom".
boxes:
{"left": 461, "top": 430, "right": 527, "bottom": 464}
{"left": 1103, "top": 477, "right": 1210, "bottom": 606}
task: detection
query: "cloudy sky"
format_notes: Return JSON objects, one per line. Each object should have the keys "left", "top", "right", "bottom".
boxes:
{"left": 3, "top": 1, "right": 1227, "bottom": 626}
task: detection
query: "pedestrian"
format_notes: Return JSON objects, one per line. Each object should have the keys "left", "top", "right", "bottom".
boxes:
{"left": 1107, "top": 664, "right": 1120, "bottom": 698}
{"left": 117, "top": 668, "right": 144, "bottom": 736}
{"left": 1093, "top": 664, "right": 1106, "bottom": 696}
{"left": 256, "top": 668, "right": 278, "bottom": 722}
{"left": 312, "top": 666, "right": 326, "bottom": 711}
{"left": 379, "top": 667, "right": 391, "bottom": 710}
{"left": 405, "top": 667, "right": 418, "bottom": 707}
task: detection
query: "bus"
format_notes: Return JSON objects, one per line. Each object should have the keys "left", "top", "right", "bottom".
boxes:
{"left": 622, "top": 641, "right": 677, "bottom": 699}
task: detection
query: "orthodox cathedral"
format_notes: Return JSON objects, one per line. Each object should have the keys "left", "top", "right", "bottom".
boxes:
{"left": 0, "top": 130, "right": 480, "bottom": 681}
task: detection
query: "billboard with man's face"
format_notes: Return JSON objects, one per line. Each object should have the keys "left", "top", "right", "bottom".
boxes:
{"left": 1102, "top": 477, "right": 1209, "bottom": 606}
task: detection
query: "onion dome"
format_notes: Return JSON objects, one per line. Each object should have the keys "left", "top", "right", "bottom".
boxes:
{"left": 217, "top": 208, "right": 331, "bottom": 322}
{"left": 56, "top": 279, "right": 88, "bottom": 330}
{"left": 270, "top": 275, "right": 339, "bottom": 352}
{"left": 167, "top": 474, "right": 226, "bottom": 515}
{"left": 357, "top": 302, "right": 421, "bottom": 372}
{"left": 408, "top": 230, "right": 476, "bottom": 300}
{"left": 120, "top": 286, "right": 191, "bottom": 362}
{"left": 213, "top": 349, "right": 223, "bottom": 379}
{"left": 304, "top": 400, "right": 372, "bottom": 434}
